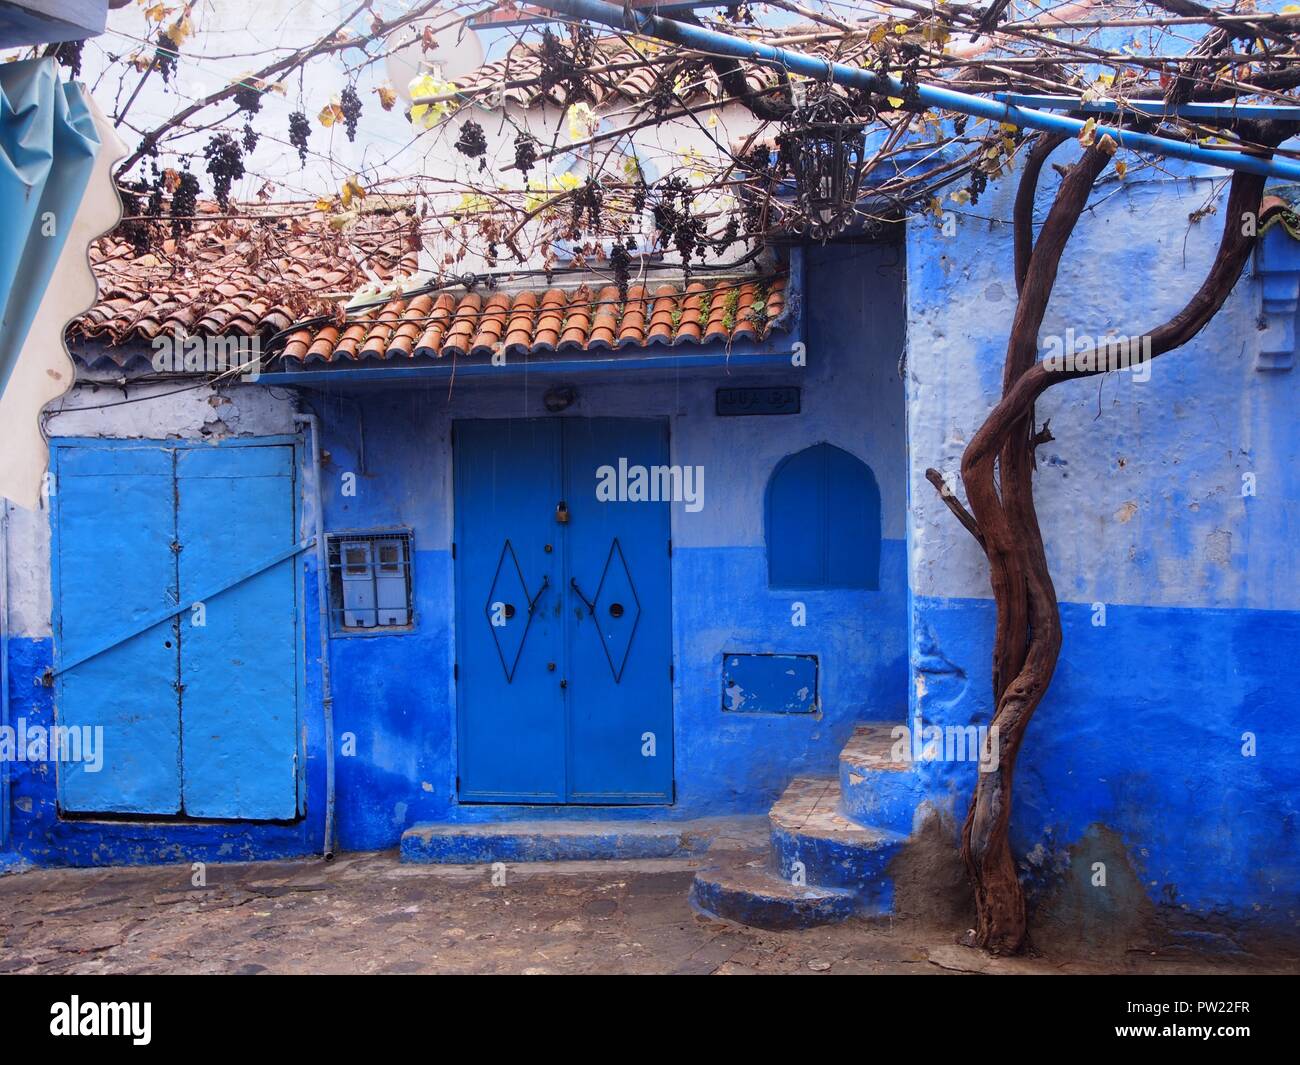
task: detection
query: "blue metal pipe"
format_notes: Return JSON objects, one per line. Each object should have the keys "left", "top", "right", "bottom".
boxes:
{"left": 532, "top": 0, "right": 1300, "bottom": 181}
{"left": 995, "top": 94, "right": 1300, "bottom": 123}
{"left": 294, "top": 413, "right": 336, "bottom": 860}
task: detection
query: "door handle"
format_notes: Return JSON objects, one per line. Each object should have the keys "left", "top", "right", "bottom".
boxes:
{"left": 527, "top": 574, "right": 550, "bottom": 616}
{"left": 570, "top": 577, "right": 595, "bottom": 616}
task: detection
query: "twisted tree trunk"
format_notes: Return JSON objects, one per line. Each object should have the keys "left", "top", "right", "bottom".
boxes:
{"left": 930, "top": 125, "right": 1285, "bottom": 954}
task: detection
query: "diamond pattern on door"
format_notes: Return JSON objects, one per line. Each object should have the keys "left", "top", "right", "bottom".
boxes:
{"left": 589, "top": 538, "right": 641, "bottom": 683}
{"left": 484, "top": 538, "right": 545, "bottom": 682}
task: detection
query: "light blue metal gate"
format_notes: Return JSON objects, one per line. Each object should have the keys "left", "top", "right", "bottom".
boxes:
{"left": 51, "top": 439, "right": 301, "bottom": 820}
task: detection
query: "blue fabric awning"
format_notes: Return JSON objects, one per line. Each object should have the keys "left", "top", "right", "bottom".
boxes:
{"left": 0, "top": 57, "right": 100, "bottom": 399}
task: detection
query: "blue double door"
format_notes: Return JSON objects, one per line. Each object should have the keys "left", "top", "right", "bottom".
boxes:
{"left": 53, "top": 442, "right": 300, "bottom": 820}
{"left": 454, "top": 418, "right": 673, "bottom": 803}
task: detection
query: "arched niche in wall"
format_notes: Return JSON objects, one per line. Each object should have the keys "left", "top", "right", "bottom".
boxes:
{"left": 764, "top": 442, "right": 881, "bottom": 590}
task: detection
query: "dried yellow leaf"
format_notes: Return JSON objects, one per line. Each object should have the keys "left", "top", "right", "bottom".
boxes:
{"left": 167, "top": 15, "right": 193, "bottom": 47}
{"left": 319, "top": 101, "right": 344, "bottom": 128}
{"left": 340, "top": 176, "right": 366, "bottom": 207}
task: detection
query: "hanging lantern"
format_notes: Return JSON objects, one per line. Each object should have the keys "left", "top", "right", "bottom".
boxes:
{"left": 779, "top": 89, "right": 870, "bottom": 240}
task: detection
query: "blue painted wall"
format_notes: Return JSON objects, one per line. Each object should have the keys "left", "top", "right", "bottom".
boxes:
{"left": 905, "top": 149, "right": 1300, "bottom": 926}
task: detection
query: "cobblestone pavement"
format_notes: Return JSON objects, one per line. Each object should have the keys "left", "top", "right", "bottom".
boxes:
{"left": 2, "top": 852, "right": 1297, "bottom": 975}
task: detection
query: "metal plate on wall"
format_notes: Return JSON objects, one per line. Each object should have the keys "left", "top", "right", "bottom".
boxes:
{"left": 722, "top": 653, "right": 818, "bottom": 713}
{"left": 715, "top": 386, "right": 801, "bottom": 416}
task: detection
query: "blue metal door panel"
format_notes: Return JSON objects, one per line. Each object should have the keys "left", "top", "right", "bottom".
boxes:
{"left": 454, "top": 418, "right": 673, "bottom": 804}
{"left": 176, "top": 446, "right": 299, "bottom": 819}
{"left": 54, "top": 445, "right": 182, "bottom": 814}
{"left": 563, "top": 419, "right": 673, "bottom": 802}
{"left": 454, "top": 420, "right": 567, "bottom": 802}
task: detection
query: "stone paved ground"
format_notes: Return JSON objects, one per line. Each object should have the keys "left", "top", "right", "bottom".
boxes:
{"left": 2, "top": 852, "right": 1297, "bottom": 975}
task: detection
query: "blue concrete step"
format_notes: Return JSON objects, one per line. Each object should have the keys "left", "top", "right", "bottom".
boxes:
{"left": 0, "top": 853, "right": 29, "bottom": 877}
{"left": 689, "top": 851, "right": 858, "bottom": 930}
{"left": 837, "top": 723, "right": 928, "bottom": 835}
{"left": 400, "top": 819, "right": 724, "bottom": 864}
{"left": 690, "top": 771, "right": 911, "bottom": 929}
{"left": 768, "top": 777, "right": 906, "bottom": 910}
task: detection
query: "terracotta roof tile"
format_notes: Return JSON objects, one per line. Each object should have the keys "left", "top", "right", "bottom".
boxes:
{"left": 533, "top": 288, "right": 567, "bottom": 351}
{"left": 470, "top": 292, "right": 511, "bottom": 355}
{"left": 559, "top": 287, "right": 592, "bottom": 350}
{"left": 71, "top": 202, "right": 418, "bottom": 347}
{"left": 71, "top": 200, "right": 794, "bottom": 369}
{"left": 676, "top": 281, "right": 706, "bottom": 344}
{"left": 617, "top": 284, "right": 648, "bottom": 347}
{"left": 503, "top": 290, "right": 538, "bottom": 354}
{"left": 277, "top": 274, "right": 791, "bottom": 366}
{"left": 647, "top": 285, "right": 677, "bottom": 345}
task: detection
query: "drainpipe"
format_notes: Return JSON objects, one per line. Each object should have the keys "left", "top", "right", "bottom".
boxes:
{"left": 531, "top": 0, "right": 1300, "bottom": 181}
{"left": 294, "top": 413, "right": 335, "bottom": 860}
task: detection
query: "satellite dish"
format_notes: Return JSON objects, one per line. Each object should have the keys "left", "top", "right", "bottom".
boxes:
{"left": 386, "top": 16, "right": 485, "bottom": 103}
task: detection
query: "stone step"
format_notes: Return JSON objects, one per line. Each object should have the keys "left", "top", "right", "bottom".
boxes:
{"left": 0, "top": 853, "right": 29, "bottom": 877}
{"left": 838, "top": 723, "right": 928, "bottom": 835}
{"left": 400, "top": 819, "right": 727, "bottom": 864}
{"left": 689, "top": 851, "right": 858, "bottom": 930}
{"left": 768, "top": 777, "right": 905, "bottom": 907}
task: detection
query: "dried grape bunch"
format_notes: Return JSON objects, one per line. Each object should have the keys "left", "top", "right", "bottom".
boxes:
{"left": 739, "top": 144, "right": 774, "bottom": 234}
{"left": 714, "top": 216, "right": 740, "bottom": 257}
{"left": 53, "top": 39, "right": 85, "bottom": 78}
{"left": 288, "top": 111, "right": 311, "bottom": 166}
{"left": 233, "top": 83, "right": 262, "bottom": 114}
{"left": 649, "top": 69, "right": 676, "bottom": 117}
{"left": 513, "top": 131, "right": 539, "bottom": 177}
{"left": 143, "top": 160, "right": 165, "bottom": 219}
{"left": 155, "top": 32, "right": 178, "bottom": 83}
{"left": 455, "top": 120, "right": 488, "bottom": 158}
{"left": 650, "top": 177, "right": 704, "bottom": 275}
{"left": 897, "top": 44, "right": 922, "bottom": 106}
{"left": 609, "top": 239, "right": 631, "bottom": 302}
{"left": 203, "top": 133, "right": 245, "bottom": 210}
{"left": 570, "top": 178, "right": 603, "bottom": 237}
{"left": 340, "top": 84, "right": 362, "bottom": 142}
{"left": 118, "top": 181, "right": 152, "bottom": 256}
{"left": 170, "top": 170, "right": 200, "bottom": 238}
{"left": 242, "top": 122, "right": 259, "bottom": 153}
{"left": 537, "top": 25, "right": 597, "bottom": 104}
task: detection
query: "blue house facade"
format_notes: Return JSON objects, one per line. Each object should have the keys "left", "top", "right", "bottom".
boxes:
{"left": 1, "top": 236, "right": 913, "bottom": 875}
{"left": 2, "top": 156, "right": 1298, "bottom": 938}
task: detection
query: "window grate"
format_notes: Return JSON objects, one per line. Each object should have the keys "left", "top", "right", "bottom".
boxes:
{"left": 326, "top": 531, "right": 414, "bottom": 633}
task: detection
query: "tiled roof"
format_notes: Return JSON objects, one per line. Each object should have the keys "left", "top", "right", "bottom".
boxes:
{"left": 452, "top": 32, "right": 851, "bottom": 110}
{"left": 279, "top": 275, "right": 789, "bottom": 364}
{"left": 72, "top": 203, "right": 419, "bottom": 348}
